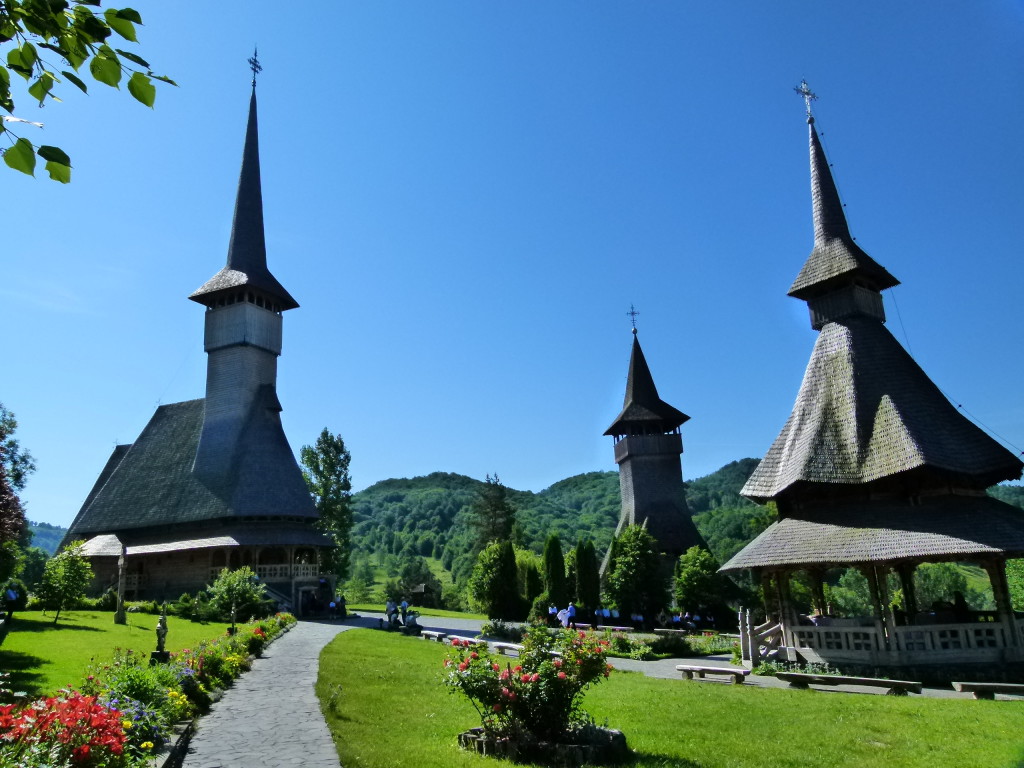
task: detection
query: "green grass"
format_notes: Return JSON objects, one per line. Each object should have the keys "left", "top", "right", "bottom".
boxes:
{"left": 317, "top": 629, "right": 1024, "bottom": 768}
{"left": 0, "top": 610, "right": 231, "bottom": 696}
{"left": 346, "top": 604, "right": 486, "bottom": 621}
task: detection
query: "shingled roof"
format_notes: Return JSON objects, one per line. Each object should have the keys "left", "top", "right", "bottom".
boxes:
{"left": 741, "top": 316, "right": 1023, "bottom": 502}
{"left": 788, "top": 119, "right": 898, "bottom": 301}
{"left": 720, "top": 495, "right": 1024, "bottom": 571}
{"left": 65, "top": 397, "right": 318, "bottom": 538}
{"left": 605, "top": 330, "right": 689, "bottom": 437}
{"left": 190, "top": 89, "right": 298, "bottom": 310}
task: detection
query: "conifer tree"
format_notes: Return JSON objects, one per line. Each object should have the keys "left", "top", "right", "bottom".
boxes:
{"left": 543, "top": 533, "right": 568, "bottom": 607}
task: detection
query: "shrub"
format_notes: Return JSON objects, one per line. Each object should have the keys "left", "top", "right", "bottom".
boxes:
{"left": 480, "top": 619, "right": 525, "bottom": 643}
{"left": 444, "top": 625, "right": 613, "bottom": 743}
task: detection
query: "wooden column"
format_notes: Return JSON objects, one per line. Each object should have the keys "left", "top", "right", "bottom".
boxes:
{"left": 875, "top": 564, "right": 897, "bottom": 642}
{"left": 897, "top": 562, "right": 918, "bottom": 625}
{"left": 983, "top": 558, "right": 1020, "bottom": 648}
{"left": 809, "top": 569, "right": 827, "bottom": 616}
{"left": 861, "top": 564, "right": 888, "bottom": 644}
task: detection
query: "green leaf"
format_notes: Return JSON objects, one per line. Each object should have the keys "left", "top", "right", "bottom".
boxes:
{"left": 89, "top": 46, "right": 122, "bottom": 87}
{"left": 39, "top": 145, "right": 72, "bottom": 183}
{"left": 19, "top": 42, "right": 38, "bottom": 70}
{"left": 28, "top": 72, "right": 56, "bottom": 105}
{"left": 151, "top": 74, "right": 178, "bottom": 87}
{"left": 62, "top": 70, "right": 88, "bottom": 94}
{"left": 103, "top": 8, "right": 137, "bottom": 42}
{"left": 3, "top": 138, "right": 36, "bottom": 175}
{"left": 115, "top": 49, "right": 149, "bottom": 68}
{"left": 127, "top": 71, "right": 154, "bottom": 107}
{"left": 115, "top": 8, "right": 143, "bottom": 24}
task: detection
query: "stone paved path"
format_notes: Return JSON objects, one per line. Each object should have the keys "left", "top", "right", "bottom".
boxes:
{"left": 181, "top": 621, "right": 352, "bottom": 768}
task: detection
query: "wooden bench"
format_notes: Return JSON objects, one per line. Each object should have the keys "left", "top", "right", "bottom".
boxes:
{"left": 677, "top": 665, "right": 749, "bottom": 684}
{"left": 952, "top": 681, "right": 1024, "bottom": 700}
{"left": 776, "top": 672, "right": 922, "bottom": 696}
{"left": 493, "top": 642, "right": 524, "bottom": 655}
{"left": 421, "top": 630, "right": 447, "bottom": 642}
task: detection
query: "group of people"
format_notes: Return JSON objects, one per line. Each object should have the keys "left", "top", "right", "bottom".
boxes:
{"left": 384, "top": 597, "right": 418, "bottom": 629}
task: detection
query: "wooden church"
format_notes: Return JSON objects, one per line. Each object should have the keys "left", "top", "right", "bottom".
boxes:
{"left": 62, "top": 81, "right": 333, "bottom": 614}
{"left": 723, "top": 90, "right": 1024, "bottom": 680}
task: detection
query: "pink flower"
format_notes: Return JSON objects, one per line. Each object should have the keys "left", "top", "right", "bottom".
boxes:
{"left": 531, "top": 673, "right": 540, "bottom": 682}
{"left": 470, "top": 652, "right": 479, "bottom": 659}
{"left": 558, "top": 671, "right": 567, "bottom": 680}
{"left": 499, "top": 670, "right": 511, "bottom": 680}
{"left": 521, "top": 673, "right": 531, "bottom": 683}
{"left": 553, "top": 659, "right": 562, "bottom": 668}
{"left": 492, "top": 663, "right": 500, "bottom": 671}
{"left": 458, "top": 662, "right": 468, "bottom": 672}
{"left": 513, "top": 665, "right": 522, "bottom": 672}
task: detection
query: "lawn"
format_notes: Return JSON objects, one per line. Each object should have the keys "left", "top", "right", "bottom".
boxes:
{"left": 0, "top": 610, "right": 232, "bottom": 696}
{"left": 317, "top": 629, "right": 1024, "bottom": 768}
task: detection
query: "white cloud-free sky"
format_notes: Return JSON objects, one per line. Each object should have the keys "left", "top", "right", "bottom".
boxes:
{"left": 6, "top": 2, "right": 1023, "bottom": 527}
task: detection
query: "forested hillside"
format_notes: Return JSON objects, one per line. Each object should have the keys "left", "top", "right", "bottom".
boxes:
{"left": 27, "top": 520, "right": 67, "bottom": 555}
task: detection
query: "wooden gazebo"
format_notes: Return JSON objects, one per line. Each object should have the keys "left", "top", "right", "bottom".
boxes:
{"left": 722, "top": 101, "right": 1024, "bottom": 681}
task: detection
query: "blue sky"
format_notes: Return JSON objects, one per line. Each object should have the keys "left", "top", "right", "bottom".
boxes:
{"left": 5, "top": 2, "right": 1023, "bottom": 528}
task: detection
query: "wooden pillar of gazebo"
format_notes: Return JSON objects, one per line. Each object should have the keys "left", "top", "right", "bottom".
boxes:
{"left": 983, "top": 558, "right": 1020, "bottom": 647}
{"left": 809, "top": 568, "right": 827, "bottom": 616}
{"left": 896, "top": 563, "right": 918, "bottom": 620}
{"left": 862, "top": 564, "right": 888, "bottom": 642}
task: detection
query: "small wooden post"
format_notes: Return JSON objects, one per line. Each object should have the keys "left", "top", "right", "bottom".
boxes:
{"left": 113, "top": 544, "right": 127, "bottom": 626}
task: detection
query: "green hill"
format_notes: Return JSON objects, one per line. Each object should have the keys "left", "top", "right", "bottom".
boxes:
{"left": 27, "top": 520, "right": 67, "bottom": 555}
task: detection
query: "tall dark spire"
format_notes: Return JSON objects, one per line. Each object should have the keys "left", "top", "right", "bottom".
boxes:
{"left": 190, "top": 63, "right": 297, "bottom": 310}
{"left": 604, "top": 329, "right": 689, "bottom": 437}
{"left": 787, "top": 86, "right": 898, "bottom": 303}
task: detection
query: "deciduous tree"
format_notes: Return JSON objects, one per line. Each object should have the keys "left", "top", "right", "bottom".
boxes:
{"left": 602, "top": 525, "right": 668, "bottom": 619}
{"left": 38, "top": 540, "right": 93, "bottom": 624}
{"left": 1, "top": 1, "right": 175, "bottom": 182}
{"left": 208, "top": 565, "right": 269, "bottom": 622}
{"left": 674, "top": 545, "right": 725, "bottom": 611}
{"left": 301, "top": 428, "right": 354, "bottom": 580}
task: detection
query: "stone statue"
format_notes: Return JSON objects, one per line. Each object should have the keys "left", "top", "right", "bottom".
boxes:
{"left": 155, "top": 608, "right": 168, "bottom": 653}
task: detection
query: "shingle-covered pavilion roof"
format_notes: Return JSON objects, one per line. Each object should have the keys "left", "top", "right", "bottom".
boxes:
{"left": 190, "top": 89, "right": 298, "bottom": 310}
{"left": 720, "top": 495, "right": 1024, "bottom": 571}
{"left": 605, "top": 330, "right": 689, "bottom": 437}
{"left": 65, "top": 397, "right": 318, "bottom": 538}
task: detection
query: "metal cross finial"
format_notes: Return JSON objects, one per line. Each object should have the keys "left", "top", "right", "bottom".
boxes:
{"left": 794, "top": 79, "right": 817, "bottom": 119}
{"left": 626, "top": 304, "right": 640, "bottom": 331}
{"left": 248, "top": 46, "right": 262, "bottom": 87}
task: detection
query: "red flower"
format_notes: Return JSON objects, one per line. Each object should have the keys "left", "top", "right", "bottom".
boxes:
{"left": 558, "top": 671, "right": 567, "bottom": 680}
{"left": 470, "top": 652, "right": 479, "bottom": 659}
{"left": 492, "top": 703, "right": 502, "bottom": 712}
{"left": 492, "top": 663, "right": 500, "bottom": 672}
{"left": 458, "top": 662, "right": 469, "bottom": 672}
{"left": 499, "top": 670, "right": 511, "bottom": 680}
{"left": 531, "top": 673, "right": 540, "bottom": 682}
{"left": 520, "top": 673, "right": 531, "bottom": 683}
{"left": 553, "top": 659, "right": 562, "bottom": 668}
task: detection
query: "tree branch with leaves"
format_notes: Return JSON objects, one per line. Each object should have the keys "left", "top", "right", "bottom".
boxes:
{"left": 0, "top": 0, "right": 175, "bottom": 182}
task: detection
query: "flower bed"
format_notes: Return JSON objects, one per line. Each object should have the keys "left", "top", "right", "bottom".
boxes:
{"left": 444, "top": 626, "right": 626, "bottom": 763}
{"left": 0, "top": 613, "right": 296, "bottom": 767}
